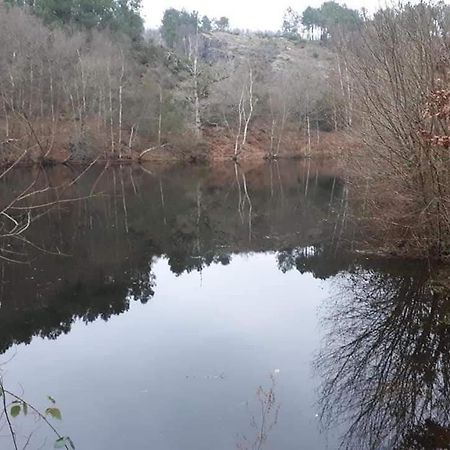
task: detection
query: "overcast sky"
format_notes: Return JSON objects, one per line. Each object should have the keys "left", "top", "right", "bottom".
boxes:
{"left": 142, "top": 0, "right": 388, "bottom": 31}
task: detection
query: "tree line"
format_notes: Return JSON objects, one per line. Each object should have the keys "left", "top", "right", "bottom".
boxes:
{"left": 282, "top": 1, "right": 362, "bottom": 40}
{"left": 4, "top": 0, "right": 144, "bottom": 39}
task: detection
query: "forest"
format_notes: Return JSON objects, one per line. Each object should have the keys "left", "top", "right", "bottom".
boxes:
{"left": 0, "top": 0, "right": 350, "bottom": 164}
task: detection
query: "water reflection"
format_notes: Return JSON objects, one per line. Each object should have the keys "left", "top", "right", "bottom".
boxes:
{"left": 1, "top": 161, "right": 449, "bottom": 449}
{"left": 316, "top": 263, "right": 450, "bottom": 449}
{"left": 0, "top": 160, "right": 342, "bottom": 353}
{"left": 236, "top": 374, "right": 281, "bottom": 450}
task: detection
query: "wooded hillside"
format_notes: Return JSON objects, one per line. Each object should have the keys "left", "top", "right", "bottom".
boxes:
{"left": 0, "top": 0, "right": 351, "bottom": 164}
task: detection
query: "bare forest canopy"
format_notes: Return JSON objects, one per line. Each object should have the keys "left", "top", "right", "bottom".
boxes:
{"left": 0, "top": 0, "right": 449, "bottom": 259}
{"left": 0, "top": 0, "right": 398, "bottom": 168}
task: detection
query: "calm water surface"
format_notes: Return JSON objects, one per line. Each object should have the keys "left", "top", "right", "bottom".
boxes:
{"left": 0, "top": 161, "right": 447, "bottom": 450}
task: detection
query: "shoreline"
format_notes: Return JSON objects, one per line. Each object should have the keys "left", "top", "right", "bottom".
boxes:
{"left": 0, "top": 129, "right": 353, "bottom": 168}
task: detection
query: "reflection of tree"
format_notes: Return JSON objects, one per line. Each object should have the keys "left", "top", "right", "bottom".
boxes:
{"left": 316, "top": 266, "right": 450, "bottom": 449}
{"left": 277, "top": 244, "right": 353, "bottom": 279}
{"left": 0, "top": 269, "right": 157, "bottom": 354}
{"left": 128, "top": 263, "right": 156, "bottom": 304}
{"left": 165, "top": 226, "right": 232, "bottom": 276}
{"left": 236, "top": 374, "right": 280, "bottom": 450}
{"left": 0, "top": 161, "right": 341, "bottom": 355}
{"left": 399, "top": 419, "right": 450, "bottom": 450}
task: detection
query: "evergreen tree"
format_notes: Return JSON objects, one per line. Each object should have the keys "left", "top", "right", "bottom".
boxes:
{"left": 282, "top": 7, "right": 300, "bottom": 37}
{"left": 5, "top": 0, "right": 143, "bottom": 40}
{"left": 201, "top": 15, "right": 212, "bottom": 32}
{"left": 301, "top": 1, "right": 361, "bottom": 40}
{"left": 161, "top": 8, "right": 199, "bottom": 51}
{"left": 214, "top": 16, "right": 229, "bottom": 32}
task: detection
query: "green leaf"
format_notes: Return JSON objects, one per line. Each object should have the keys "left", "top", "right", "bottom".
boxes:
{"left": 54, "top": 436, "right": 75, "bottom": 449}
{"left": 48, "top": 396, "right": 56, "bottom": 404}
{"left": 22, "top": 402, "right": 28, "bottom": 416}
{"left": 54, "top": 438, "right": 66, "bottom": 448}
{"left": 46, "top": 407, "right": 62, "bottom": 420}
{"left": 10, "top": 405, "right": 21, "bottom": 417}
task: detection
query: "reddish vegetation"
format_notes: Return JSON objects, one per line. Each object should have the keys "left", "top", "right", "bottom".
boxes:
{"left": 1, "top": 120, "right": 352, "bottom": 166}
{"left": 141, "top": 126, "right": 352, "bottom": 162}
{"left": 420, "top": 88, "right": 450, "bottom": 149}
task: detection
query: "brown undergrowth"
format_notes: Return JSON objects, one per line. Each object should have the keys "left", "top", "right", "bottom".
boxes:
{"left": 0, "top": 119, "right": 352, "bottom": 166}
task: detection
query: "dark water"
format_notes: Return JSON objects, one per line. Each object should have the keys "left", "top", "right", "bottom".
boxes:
{"left": 0, "top": 161, "right": 448, "bottom": 450}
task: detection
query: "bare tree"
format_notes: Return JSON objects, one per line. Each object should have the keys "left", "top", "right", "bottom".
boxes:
{"left": 340, "top": 2, "right": 450, "bottom": 258}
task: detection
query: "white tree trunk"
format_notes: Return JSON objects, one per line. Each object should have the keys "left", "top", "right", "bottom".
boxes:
{"left": 307, "top": 115, "right": 311, "bottom": 156}
{"left": 241, "top": 67, "right": 254, "bottom": 147}
{"left": 190, "top": 33, "right": 202, "bottom": 139}
{"left": 158, "top": 84, "right": 163, "bottom": 146}
{"left": 234, "top": 86, "right": 245, "bottom": 156}
{"left": 107, "top": 62, "right": 115, "bottom": 154}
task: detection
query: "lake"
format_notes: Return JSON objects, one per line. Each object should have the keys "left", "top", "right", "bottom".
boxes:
{"left": 0, "top": 161, "right": 447, "bottom": 450}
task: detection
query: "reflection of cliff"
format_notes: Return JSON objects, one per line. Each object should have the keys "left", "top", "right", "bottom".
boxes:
{"left": 316, "top": 264, "right": 450, "bottom": 450}
{"left": 0, "top": 160, "right": 343, "bottom": 352}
